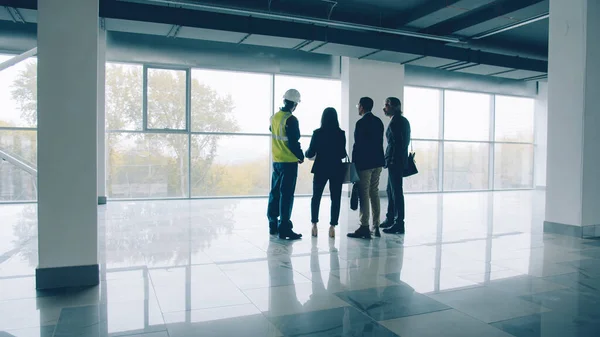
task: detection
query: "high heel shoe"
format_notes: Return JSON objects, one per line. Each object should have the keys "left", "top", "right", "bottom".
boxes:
{"left": 329, "top": 225, "right": 335, "bottom": 238}
{"left": 312, "top": 223, "right": 318, "bottom": 237}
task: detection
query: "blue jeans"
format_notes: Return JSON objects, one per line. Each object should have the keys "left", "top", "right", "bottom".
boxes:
{"left": 267, "top": 162, "right": 298, "bottom": 232}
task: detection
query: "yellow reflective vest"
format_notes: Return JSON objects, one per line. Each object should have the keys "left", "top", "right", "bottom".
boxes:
{"left": 271, "top": 110, "right": 299, "bottom": 163}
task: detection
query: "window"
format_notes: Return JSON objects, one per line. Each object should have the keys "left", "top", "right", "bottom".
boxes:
{"left": 145, "top": 68, "right": 188, "bottom": 130}
{"left": 274, "top": 75, "right": 342, "bottom": 135}
{"left": 106, "top": 63, "right": 143, "bottom": 131}
{"left": 444, "top": 142, "right": 489, "bottom": 191}
{"left": 107, "top": 133, "right": 188, "bottom": 198}
{"left": 0, "top": 55, "right": 37, "bottom": 202}
{"left": 404, "top": 141, "right": 439, "bottom": 192}
{"left": 495, "top": 96, "right": 534, "bottom": 142}
{"left": 494, "top": 144, "right": 534, "bottom": 189}
{"left": 191, "top": 70, "right": 271, "bottom": 134}
{"left": 191, "top": 135, "right": 270, "bottom": 197}
{"left": 404, "top": 87, "right": 441, "bottom": 139}
{"left": 444, "top": 90, "right": 491, "bottom": 141}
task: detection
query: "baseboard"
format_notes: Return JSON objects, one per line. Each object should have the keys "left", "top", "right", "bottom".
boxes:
{"left": 543, "top": 221, "right": 600, "bottom": 239}
{"left": 36, "top": 264, "right": 99, "bottom": 290}
{"left": 98, "top": 196, "right": 107, "bottom": 205}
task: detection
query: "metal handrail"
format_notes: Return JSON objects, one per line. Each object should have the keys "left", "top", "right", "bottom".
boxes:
{"left": 0, "top": 148, "right": 37, "bottom": 176}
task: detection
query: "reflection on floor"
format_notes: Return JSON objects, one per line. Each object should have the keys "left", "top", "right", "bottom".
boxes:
{"left": 1, "top": 191, "right": 600, "bottom": 336}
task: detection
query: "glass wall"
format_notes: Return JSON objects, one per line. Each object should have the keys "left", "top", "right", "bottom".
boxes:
{"left": 0, "top": 54, "right": 536, "bottom": 202}
{"left": 106, "top": 64, "right": 342, "bottom": 199}
{"left": 0, "top": 55, "right": 38, "bottom": 202}
{"left": 403, "top": 86, "right": 535, "bottom": 192}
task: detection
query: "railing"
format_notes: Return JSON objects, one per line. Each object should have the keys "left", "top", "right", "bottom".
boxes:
{"left": 0, "top": 148, "right": 37, "bottom": 177}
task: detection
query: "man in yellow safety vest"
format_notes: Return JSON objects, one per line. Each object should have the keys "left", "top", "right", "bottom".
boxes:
{"left": 267, "top": 89, "right": 304, "bottom": 240}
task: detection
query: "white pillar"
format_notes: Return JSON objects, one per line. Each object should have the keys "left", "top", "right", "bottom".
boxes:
{"left": 534, "top": 81, "right": 547, "bottom": 189}
{"left": 98, "top": 24, "right": 107, "bottom": 205}
{"left": 341, "top": 57, "right": 405, "bottom": 194}
{"left": 545, "top": 0, "right": 600, "bottom": 237}
{"left": 36, "top": 0, "right": 100, "bottom": 289}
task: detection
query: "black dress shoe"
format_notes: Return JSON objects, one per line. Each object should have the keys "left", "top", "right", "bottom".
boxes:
{"left": 347, "top": 226, "right": 371, "bottom": 239}
{"left": 383, "top": 224, "right": 405, "bottom": 234}
{"left": 279, "top": 230, "right": 302, "bottom": 240}
{"left": 379, "top": 219, "right": 394, "bottom": 229}
{"left": 373, "top": 227, "right": 381, "bottom": 237}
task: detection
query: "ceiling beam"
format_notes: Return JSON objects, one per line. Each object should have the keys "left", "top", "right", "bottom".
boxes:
{"left": 420, "top": 0, "right": 545, "bottom": 35}
{"left": 99, "top": 0, "right": 546, "bottom": 72}
{"left": 386, "top": 0, "right": 462, "bottom": 28}
{"left": 0, "top": 0, "right": 35, "bottom": 10}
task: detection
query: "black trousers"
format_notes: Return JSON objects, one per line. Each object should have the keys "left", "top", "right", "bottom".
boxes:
{"left": 267, "top": 162, "right": 298, "bottom": 231}
{"left": 311, "top": 171, "right": 343, "bottom": 226}
{"left": 386, "top": 165, "right": 405, "bottom": 226}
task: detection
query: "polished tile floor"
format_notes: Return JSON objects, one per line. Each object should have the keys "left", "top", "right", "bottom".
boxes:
{"left": 1, "top": 191, "right": 600, "bottom": 336}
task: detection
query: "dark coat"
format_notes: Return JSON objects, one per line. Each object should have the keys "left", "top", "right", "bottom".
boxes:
{"left": 305, "top": 127, "right": 347, "bottom": 176}
{"left": 352, "top": 112, "right": 385, "bottom": 171}
{"left": 385, "top": 114, "right": 411, "bottom": 169}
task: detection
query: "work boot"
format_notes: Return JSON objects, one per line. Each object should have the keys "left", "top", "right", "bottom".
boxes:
{"left": 279, "top": 229, "right": 302, "bottom": 240}
{"left": 347, "top": 226, "right": 371, "bottom": 239}
{"left": 383, "top": 224, "right": 405, "bottom": 234}
{"left": 379, "top": 219, "right": 394, "bottom": 229}
{"left": 269, "top": 222, "right": 278, "bottom": 235}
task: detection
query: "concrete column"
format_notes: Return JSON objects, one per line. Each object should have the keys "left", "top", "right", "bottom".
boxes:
{"left": 544, "top": 0, "right": 600, "bottom": 238}
{"left": 534, "top": 81, "right": 547, "bottom": 189}
{"left": 98, "top": 23, "right": 107, "bottom": 205}
{"left": 341, "top": 57, "right": 405, "bottom": 194}
{"left": 36, "top": 0, "right": 100, "bottom": 289}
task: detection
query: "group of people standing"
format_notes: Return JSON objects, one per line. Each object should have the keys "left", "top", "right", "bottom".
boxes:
{"left": 267, "top": 89, "right": 411, "bottom": 241}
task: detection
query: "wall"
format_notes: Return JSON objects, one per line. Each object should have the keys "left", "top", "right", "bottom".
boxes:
{"left": 534, "top": 81, "right": 548, "bottom": 188}
{"left": 342, "top": 57, "right": 405, "bottom": 193}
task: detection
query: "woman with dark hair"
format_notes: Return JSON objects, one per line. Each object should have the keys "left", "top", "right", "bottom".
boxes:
{"left": 305, "top": 107, "right": 347, "bottom": 238}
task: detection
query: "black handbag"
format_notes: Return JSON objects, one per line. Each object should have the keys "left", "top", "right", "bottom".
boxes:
{"left": 403, "top": 142, "right": 418, "bottom": 177}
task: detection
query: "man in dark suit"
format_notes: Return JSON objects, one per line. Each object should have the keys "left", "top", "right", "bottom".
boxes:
{"left": 348, "top": 97, "right": 385, "bottom": 239}
{"left": 381, "top": 97, "right": 411, "bottom": 234}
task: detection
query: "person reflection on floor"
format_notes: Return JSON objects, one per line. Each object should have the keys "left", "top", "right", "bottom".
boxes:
{"left": 267, "top": 238, "right": 302, "bottom": 315}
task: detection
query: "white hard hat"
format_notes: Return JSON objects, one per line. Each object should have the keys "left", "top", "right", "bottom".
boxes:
{"left": 283, "top": 89, "right": 301, "bottom": 103}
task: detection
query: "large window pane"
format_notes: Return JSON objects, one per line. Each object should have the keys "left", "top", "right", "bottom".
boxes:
{"left": 404, "top": 141, "right": 439, "bottom": 192}
{"left": 274, "top": 75, "right": 342, "bottom": 135}
{"left": 0, "top": 55, "right": 37, "bottom": 128}
{"left": 494, "top": 144, "right": 534, "bottom": 189}
{"left": 444, "top": 91, "right": 491, "bottom": 141}
{"left": 191, "top": 135, "right": 270, "bottom": 197}
{"left": 0, "top": 130, "right": 37, "bottom": 201}
{"left": 404, "top": 87, "right": 441, "bottom": 139}
{"left": 191, "top": 70, "right": 271, "bottom": 134}
{"left": 147, "top": 68, "right": 187, "bottom": 130}
{"left": 495, "top": 96, "right": 534, "bottom": 142}
{"left": 444, "top": 142, "right": 489, "bottom": 190}
{"left": 106, "top": 63, "right": 143, "bottom": 131}
{"left": 107, "top": 133, "right": 188, "bottom": 198}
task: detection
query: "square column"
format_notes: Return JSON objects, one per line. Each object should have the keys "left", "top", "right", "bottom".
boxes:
{"left": 98, "top": 24, "right": 107, "bottom": 205}
{"left": 544, "top": 0, "right": 600, "bottom": 237}
{"left": 341, "top": 57, "right": 405, "bottom": 193}
{"left": 36, "top": 0, "right": 100, "bottom": 289}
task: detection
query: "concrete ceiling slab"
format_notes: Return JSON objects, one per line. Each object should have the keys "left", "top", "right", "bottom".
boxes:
{"left": 310, "top": 43, "right": 378, "bottom": 58}
{"left": 456, "top": 64, "right": 514, "bottom": 75}
{"left": 404, "top": 56, "right": 457, "bottom": 68}
{"left": 240, "top": 34, "right": 306, "bottom": 49}
{"left": 363, "top": 50, "right": 422, "bottom": 64}
{"left": 177, "top": 26, "right": 246, "bottom": 43}
{"left": 105, "top": 18, "right": 172, "bottom": 36}
{"left": 492, "top": 69, "right": 546, "bottom": 80}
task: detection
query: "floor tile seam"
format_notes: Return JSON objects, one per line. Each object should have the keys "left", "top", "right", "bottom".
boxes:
{"left": 213, "top": 260, "right": 274, "bottom": 320}
{"left": 146, "top": 268, "right": 171, "bottom": 328}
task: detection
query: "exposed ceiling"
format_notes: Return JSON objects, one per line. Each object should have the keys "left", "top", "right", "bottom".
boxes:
{"left": 0, "top": 0, "right": 550, "bottom": 81}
